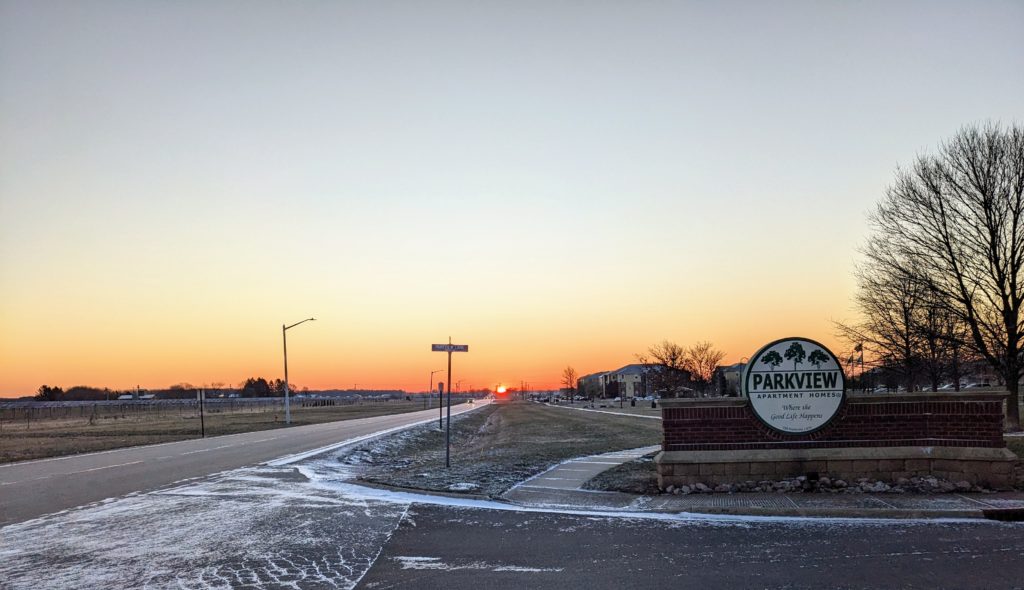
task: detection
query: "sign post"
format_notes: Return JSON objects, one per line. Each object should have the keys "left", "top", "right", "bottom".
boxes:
{"left": 196, "top": 388, "right": 206, "bottom": 438}
{"left": 437, "top": 381, "right": 445, "bottom": 430}
{"left": 432, "top": 338, "right": 469, "bottom": 468}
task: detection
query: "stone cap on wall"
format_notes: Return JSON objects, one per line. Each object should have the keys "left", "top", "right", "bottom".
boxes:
{"left": 656, "top": 445, "right": 1019, "bottom": 465}
{"left": 658, "top": 391, "right": 1009, "bottom": 409}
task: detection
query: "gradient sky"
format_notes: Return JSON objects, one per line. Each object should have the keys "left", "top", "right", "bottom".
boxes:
{"left": 1, "top": 1, "right": 1022, "bottom": 396}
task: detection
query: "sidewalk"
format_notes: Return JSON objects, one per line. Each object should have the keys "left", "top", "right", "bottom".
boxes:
{"left": 503, "top": 447, "right": 1024, "bottom": 520}
{"left": 544, "top": 401, "right": 661, "bottom": 419}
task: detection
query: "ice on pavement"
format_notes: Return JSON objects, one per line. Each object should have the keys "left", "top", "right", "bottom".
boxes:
{"left": 0, "top": 465, "right": 409, "bottom": 590}
{"left": 392, "top": 555, "right": 564, "bottom": 572}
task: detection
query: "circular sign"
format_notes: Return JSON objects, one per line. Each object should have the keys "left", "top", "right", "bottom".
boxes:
{"left": 742, "top": 337, "right": 845, "bottom": 434}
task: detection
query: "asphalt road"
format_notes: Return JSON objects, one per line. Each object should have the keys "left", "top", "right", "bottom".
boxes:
{"left": 0, "top": 402, "right": 480, "bottom": 525}
{"left": 359, "top": 504, "right": 1024, "bottom": 590}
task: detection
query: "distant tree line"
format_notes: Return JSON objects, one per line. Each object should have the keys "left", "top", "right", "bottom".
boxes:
{"left": 31, "top": 377, "right": 305, "bottom": 402}
{"left": 238, "top": 377, "right": 290, "bottom": 398}
{"left": 34, "top": 385, "right": 123, "bottom": 401}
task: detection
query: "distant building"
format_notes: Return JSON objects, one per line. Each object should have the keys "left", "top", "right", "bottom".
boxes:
{"left": 578, "top": 372, "right": 608, "bottom": 398}
{"left": 715, "top": 362, "right": 745, "bottom": 396}
{"left": 603, "top": 364, "right": 649, "bottom": 399}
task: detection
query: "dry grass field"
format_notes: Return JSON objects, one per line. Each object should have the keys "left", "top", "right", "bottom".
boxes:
{"left": 0, "top": 400, "right": 446, "bottom": 463}
{"left": 351, "top": 401, "right": 662, "bottom": 497}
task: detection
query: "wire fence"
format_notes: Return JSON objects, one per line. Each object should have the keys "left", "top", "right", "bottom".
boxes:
{"left": 0, "top": 396, "right": 399, "bottom": 431}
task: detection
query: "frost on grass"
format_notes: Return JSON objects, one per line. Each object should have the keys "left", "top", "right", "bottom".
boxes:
{"left": 447, "top": 482, "right": 480, "bottom": 492}
{"left": 325, "top": 403, "right": 662, "bottom": 498}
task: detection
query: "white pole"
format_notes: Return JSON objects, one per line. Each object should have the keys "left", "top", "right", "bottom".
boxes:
{"left": 283, "top": 323, "right": 291, "bottom": 425}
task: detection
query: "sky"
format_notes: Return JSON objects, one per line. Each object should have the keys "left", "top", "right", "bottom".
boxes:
{"left": 1, "top": 1, "right": 1022, "bottom": 396}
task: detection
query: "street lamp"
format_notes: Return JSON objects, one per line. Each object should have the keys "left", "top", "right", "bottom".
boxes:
{"left": 429, "top": 369, "right": 444, "bottom": 409}
{"left": 282, "top": 317, "right": 315, "bottom": 425}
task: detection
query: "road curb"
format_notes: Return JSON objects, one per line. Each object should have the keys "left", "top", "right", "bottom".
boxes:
{"left": 652, "top": 505, "right": 986, "bottom": 520}
{"left": 498, "top": 497, "right": 989, "bottom": 520}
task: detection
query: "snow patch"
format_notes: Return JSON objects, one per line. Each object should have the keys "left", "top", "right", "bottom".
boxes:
{"left": 448, "top": 482, "right": 480, "bottom": 492}
{"left": 392, "top": 556, "right": 563, "bottom": 572}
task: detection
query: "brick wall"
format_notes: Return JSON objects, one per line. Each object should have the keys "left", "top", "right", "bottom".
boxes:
{"left": 661, "top": 393, "right": 1007, "bottom": 452}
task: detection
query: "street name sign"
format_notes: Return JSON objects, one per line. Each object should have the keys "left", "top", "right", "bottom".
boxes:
{"left": 432, "top": 340, "right": 468, "bottom": 468}
{"left": 742, "top": 337, "right": 845, "bottom": 434}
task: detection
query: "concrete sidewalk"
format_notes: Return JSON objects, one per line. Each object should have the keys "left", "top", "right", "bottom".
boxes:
{"left": 503, "top": 447, "right": 1024, "bottom": 519}
{"left": 543, "top": 401, "right": 661, "bottom": 419}
{"left": 505, "top": 445, "right": 661, "bottom": 493}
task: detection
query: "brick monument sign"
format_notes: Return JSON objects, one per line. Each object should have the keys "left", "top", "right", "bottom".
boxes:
{"left": 656, "top": 337, "right": 1018, "bottom": 490}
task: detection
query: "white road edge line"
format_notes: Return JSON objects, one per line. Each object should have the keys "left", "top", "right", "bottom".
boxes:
{"left": 66, "top": 461, "right": 144, "bottom": 476}
{"left": 264, "top": 401, "right": 489, "bottom": 467}
{"left": 3, "top": 460, "right": 148, "bottom": 485}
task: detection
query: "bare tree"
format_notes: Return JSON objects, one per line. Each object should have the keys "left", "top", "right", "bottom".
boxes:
{"left": 915, "top": 296, "right": 971, "bottom": 392}
{"left": 638, "top": 340, "right": 694, "bottom": 397}
{"left": 867, "top": 123, "right": 1024, "bottom": 429}
{"left": 683, "top": 341, "right": 727, "bottom": 394}
{"left": 836, "top": 261, "right": 927, "bottom": 392}
{"left": 838, "top": 255, "right": 975, "bottom": 393}
{"left": 561, "top": 366, "right": 578, "bottom": 403}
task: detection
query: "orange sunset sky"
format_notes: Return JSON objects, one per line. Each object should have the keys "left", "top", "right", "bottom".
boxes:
{"left": 2, "top": 1, "right": 1023, "bottom": 396}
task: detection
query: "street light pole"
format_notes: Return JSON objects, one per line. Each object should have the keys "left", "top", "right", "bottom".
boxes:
{"left": 282, "top": 317, "right": 315, "bottom": 425}
{"left": 429, "top": 369, "right": 443, "bottom": 410}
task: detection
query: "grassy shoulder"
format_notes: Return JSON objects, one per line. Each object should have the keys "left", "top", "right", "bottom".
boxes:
{"left": 1007, "top": 437, "right": 1023, "bottom": 458}
{"left": 0, "top": 401, "right": 440, "bottom": 463}
{"left": 352, "top": 401, "right": 662, "bottom": 497}
{"left": 583, "top": 454, "right": 660, "bottom": 494}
